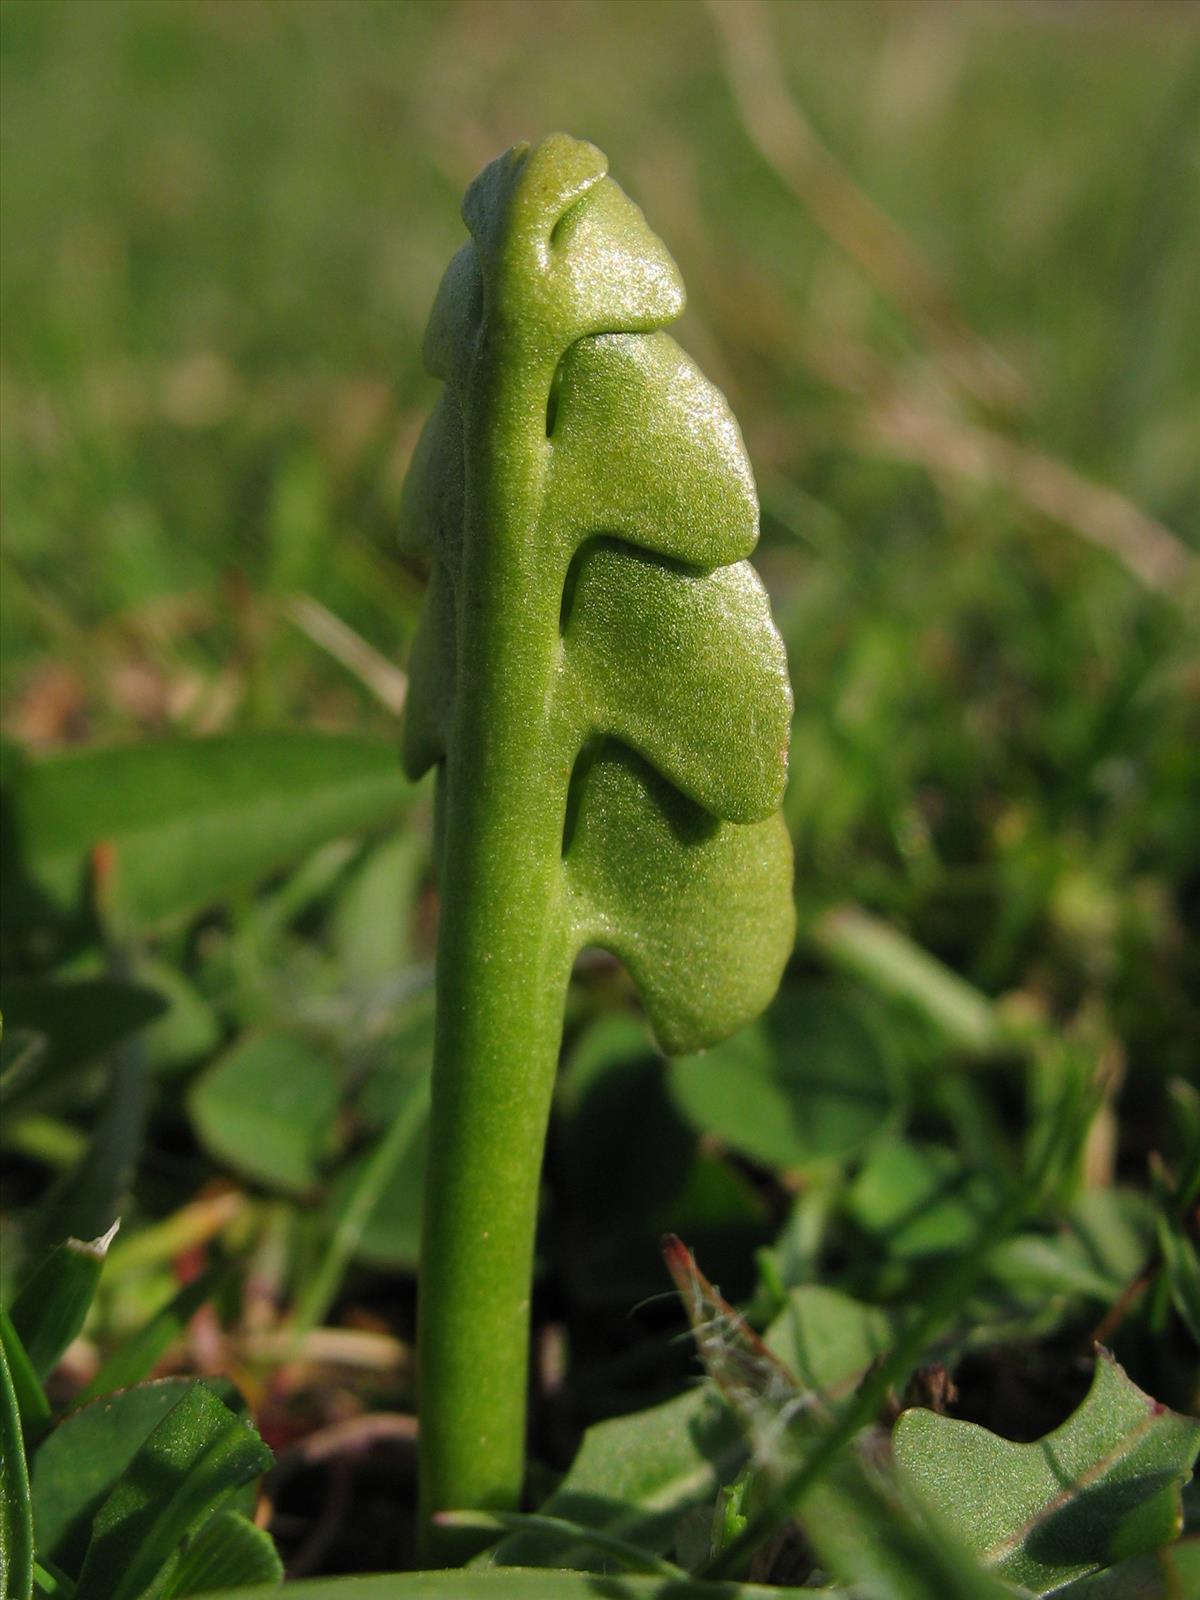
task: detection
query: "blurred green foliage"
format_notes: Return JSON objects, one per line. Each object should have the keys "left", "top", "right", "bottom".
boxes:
{"left": 0, "top": 0, "right": 1197, "bottom": 1588}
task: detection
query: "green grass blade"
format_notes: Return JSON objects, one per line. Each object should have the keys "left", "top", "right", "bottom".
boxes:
{"left": 291, "top": 1073, "right": 430, "bottom": 1339}
{"left": 436, "top": 1509, "right": 687, "bottom": 1577}
{"left": 27, "top": 1055, "right": 146, "bottom": 1262}
{"left": 808, "top": 903, "right": 1002, "bottom": 1057}
{"left": 8, "top": 1230, "right": 114, "bottom": 1383}
{"left": 193, "top": 1571, "right": 835, "bottom": 1599}
{"left": 0, "top": 1310, "right": 51, "bottom": 1446}
{"left": 159, "top": 1511, "right": 281, "bottom": 1597}
{"left": 73, "top": 1383, "right": 272, "bottom": 1600}
{"left": 30, "top": 1378, "right": 196, "bottom": 1579}
{"left": 0, "top": 1331, "right": 35, "bottom": 1600}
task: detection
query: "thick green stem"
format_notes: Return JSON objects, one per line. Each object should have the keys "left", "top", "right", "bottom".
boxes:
{"left": 416, "top": 343, "right": 569, "bottom": 1562}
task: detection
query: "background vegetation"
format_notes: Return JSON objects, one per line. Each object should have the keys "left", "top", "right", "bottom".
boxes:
{"left": 1, "top": 0, "right": 1197, "bottom": 1592}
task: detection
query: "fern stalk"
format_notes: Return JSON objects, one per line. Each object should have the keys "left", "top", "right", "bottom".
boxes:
{"left": 420, "top": 357, "right": 573, "bottom": 1552}
{"left": 401, "top": 134, "right": 794, "bottom": 1561}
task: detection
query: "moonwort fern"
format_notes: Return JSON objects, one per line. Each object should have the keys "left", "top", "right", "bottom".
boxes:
{"left": 400, "top": 132, "right": 794, "bottom": 1559}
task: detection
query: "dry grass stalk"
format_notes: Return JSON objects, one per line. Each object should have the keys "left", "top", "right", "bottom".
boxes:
{"left": 707, "top": 0, "right": 1024, "bottom": 415}
{"left": 287, "top": 593, "right": 408, "bottom": 714}
{"left": 861, "top": 402, "right": 1199, "bottom": 603}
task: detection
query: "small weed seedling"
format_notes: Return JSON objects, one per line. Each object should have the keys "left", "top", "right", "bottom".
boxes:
{"left": 400, "top": 132, "right": 794, "bottom": 1558}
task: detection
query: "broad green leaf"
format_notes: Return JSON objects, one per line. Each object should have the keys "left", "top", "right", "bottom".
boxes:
{"left": 8, "top": 1228, "right": 113, "bottom": 1380}
{"left": 188, "top": 1032, "right": 341, "bottom": 1196}
{"left": 846, "top": 1138, "right": 1000, "bottom": 1261}
{"left": 563, "top": 746, "right": 794, "bottom": 1055}
{"left": 1053, "top": 1535, "right": 1200, "bottom": 1598}
{"left": 0, "top": 1330, "right": 34, "bottom": 1600}
{"left": 563, "top": 542, "right": 790, "bottom": 823}
{"left": 489, "top": 1387, "right": 745, "bottom": 1571}
{"left": 208, "top": 1571, "right": 818, "bottom": 1599}
{"left": 669, "top": 982, "right": 901, "bottom": 1171}
{"left": 546, "top": 332, "right": 757, "bottom": 568}
{"left": 73, "top": 1382, "right": 272, "bottom": 1600}
{"left": 795, "top": 1461, "right": 1026, "bottom": 1600}
{"left": 764, "top": 1285, "right": 901, "bottom": 1401}
{"left": 161, "top": 1510, "right": 282, "bottom": 1597}
{"left": 0, "top": 979, "right": 165, "bottom": 1110}
{"left": 31, "top": 1378, "right": 199, "bottom": 1575}
{"left": 894, "top": 1351, "right": 1200, "bottom": 1594}
{"left": 1, "top": 734, "right": 408, "bottom": 944}
{"left": 666, "top": 1241, "right": 1015, "bottom": 1600}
